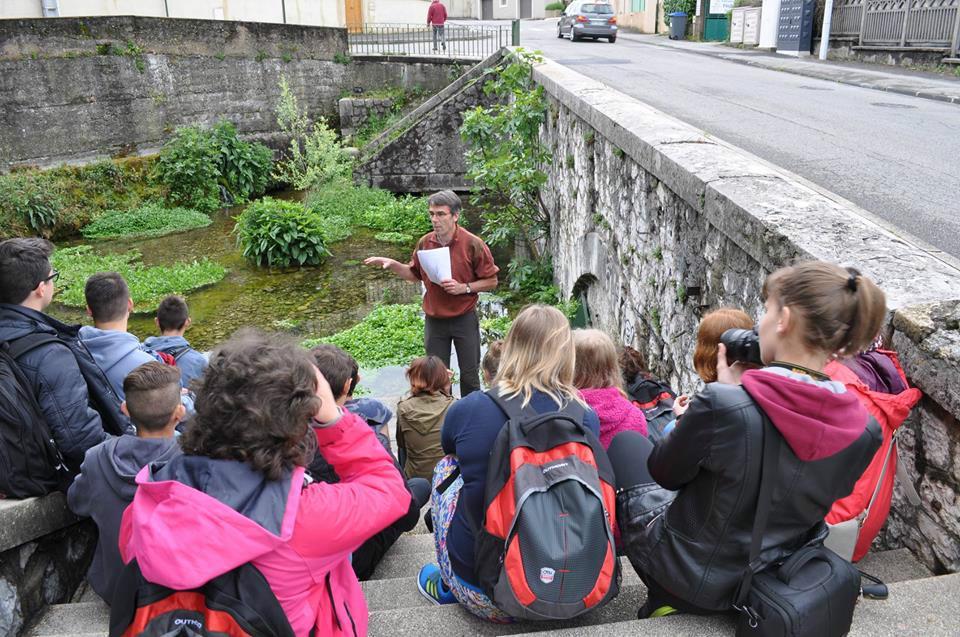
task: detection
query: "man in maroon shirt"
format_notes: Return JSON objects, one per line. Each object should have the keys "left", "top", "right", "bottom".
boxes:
{"left": 427, "top": 0, "right": 447, "bottom": 51}
{"left": 365, "top": 191, "right": 498, "bottom": 396}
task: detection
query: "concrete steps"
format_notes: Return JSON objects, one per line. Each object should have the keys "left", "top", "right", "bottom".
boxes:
{"left": 24, "top": 529, "right": 952, "bottom": 637}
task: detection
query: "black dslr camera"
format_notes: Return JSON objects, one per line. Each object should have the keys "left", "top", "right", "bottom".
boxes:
{"left": 720, "top": 328, "right": 763, "bottom": 367}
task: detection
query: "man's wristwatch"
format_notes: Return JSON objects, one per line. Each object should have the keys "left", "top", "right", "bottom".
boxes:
{"left": 465, "top": 282, "right": 473, "bottom": 294}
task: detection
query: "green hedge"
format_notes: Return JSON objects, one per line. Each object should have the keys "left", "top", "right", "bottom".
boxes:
{"left": 81, "top": 203, "right": 211, "bottom": 240}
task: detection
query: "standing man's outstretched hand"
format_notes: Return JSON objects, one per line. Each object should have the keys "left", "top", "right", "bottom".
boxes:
{"left": 364, "top": 256, "right": 396, "bottom": 269}
{"left": 364, "top": 256, "right": 419, "bottom": 282}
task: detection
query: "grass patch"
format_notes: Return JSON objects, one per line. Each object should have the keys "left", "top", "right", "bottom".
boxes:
{"left": 0, "top": 157, "right": 164, "bottom": 239}
{"left": 306, "top": 180, "right": 432, "bottom": 236}
{"left": 303, "top": 304, "right": 424, "bottom": 368}
{"left": 51, "top": 245, "right": 226, "bottom": 312}
{"left": 80, "top": 203, "right": 211, "bottom": 240}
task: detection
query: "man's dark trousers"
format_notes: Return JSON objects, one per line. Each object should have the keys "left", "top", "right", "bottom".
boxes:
{"left": 424, "top": 310, "right": 481, "bottom": 396}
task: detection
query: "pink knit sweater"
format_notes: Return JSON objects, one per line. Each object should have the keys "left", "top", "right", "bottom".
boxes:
{"left": 580, "top": 386, "right": 648, "bottom": 449}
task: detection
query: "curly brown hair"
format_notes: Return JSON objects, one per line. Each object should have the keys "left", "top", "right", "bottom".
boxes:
{"left": 180, "top": 329, "right": 319, "bottom": 480}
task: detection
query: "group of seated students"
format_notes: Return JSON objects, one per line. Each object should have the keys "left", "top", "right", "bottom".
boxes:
{"left": 0, "top": 235, "right": 892, "bottom": 636}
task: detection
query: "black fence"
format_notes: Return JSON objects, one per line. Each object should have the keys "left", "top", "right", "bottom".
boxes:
{"left": 348, "top": 22, "right": 516, "bottom": 58}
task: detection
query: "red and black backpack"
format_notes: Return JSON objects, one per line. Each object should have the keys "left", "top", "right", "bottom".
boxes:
{"left": 473, "top": 389, "right": 620, "bottom": 620}
{"left": 110, "top": 560, "right": 293, "bottom": 637}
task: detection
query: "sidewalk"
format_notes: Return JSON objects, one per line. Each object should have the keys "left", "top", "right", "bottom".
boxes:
{"left": 617, "top": 32, "right": 960, "bottom": 105}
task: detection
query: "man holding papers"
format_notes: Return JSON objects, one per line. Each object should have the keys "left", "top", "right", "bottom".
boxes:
{"left": 364, "top": 190, "right": 498, "bottom": 396}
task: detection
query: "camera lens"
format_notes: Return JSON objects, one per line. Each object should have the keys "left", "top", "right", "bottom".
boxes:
{"left": 720, "top": 328, "right": 763, "bottom": 367}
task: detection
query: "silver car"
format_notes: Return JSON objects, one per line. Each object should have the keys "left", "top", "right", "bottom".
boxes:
{"left": 557, "top": 1, "right": 618, "bottom": 43}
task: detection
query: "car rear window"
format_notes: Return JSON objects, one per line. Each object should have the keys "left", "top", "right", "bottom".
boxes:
{"left": 581, "top": 3, "right": 614, "bottom": 13}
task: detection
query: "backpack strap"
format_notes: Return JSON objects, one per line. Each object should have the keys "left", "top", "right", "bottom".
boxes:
{"left": 734, "top": 414, "right": 781, "bottom": 614}
{"left": 6, "top": 332, "right": 62, "bottom": 361}
{"left": 486, "top": 386, "right": 586, "bottom": 427}
{"left": 165, "top": 345, "right": 192, "bottom": 362}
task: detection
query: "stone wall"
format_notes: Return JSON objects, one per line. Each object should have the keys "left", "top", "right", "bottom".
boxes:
{"left": 0, "top": 495, "right": 96, "bottom": 637}
{"left": 0, "top": 17, "right": 463, "bottom": 171}
{"left": 353, "top": 51, "right": 504, "bottom": 193}
{"left": 815, "top": 38, "right": 950, "bottom": 69}
{"left": 534, "top": 59, "right": 960, "bottom": 574}
{"left": 340, "top": 97, "right": 397, "bottom": 140}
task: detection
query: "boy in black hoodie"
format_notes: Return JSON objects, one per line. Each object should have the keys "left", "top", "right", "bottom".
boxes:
{"left": 67, "top": 362, "right": 184, "bottom": 603}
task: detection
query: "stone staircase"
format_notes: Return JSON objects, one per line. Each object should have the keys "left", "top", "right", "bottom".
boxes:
{"left": 25, "top": 526, "right": 960, "bottom": 637}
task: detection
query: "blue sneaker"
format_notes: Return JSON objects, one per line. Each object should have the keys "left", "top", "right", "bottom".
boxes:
{"left": 417, "top": 563, "right": 457, "bottom": 605}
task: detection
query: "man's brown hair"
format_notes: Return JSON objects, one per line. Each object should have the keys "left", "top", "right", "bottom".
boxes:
{"left": 427, "top": 190, "right": 461, "bottom": 215}
{"left": 85, "top": 272, "right": 130, "bottom": 323}
{"left": 123, "top": 362, "right": 182, "bottom": 432}
{"left": 180, "top": 329, "right": 319, "bottom": 480}
{"left": 0, "top": 238, "right": 54, "bottom": 305}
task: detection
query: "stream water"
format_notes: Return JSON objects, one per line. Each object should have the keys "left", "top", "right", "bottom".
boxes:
{"left": 47, "top": 193, "right": 507, "bottom": 397}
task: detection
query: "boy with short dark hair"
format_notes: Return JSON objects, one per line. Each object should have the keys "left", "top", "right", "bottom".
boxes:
{"left": 144, "top": 295, "right": 208, "bottom": 388}
{"left": 67, "top": 362, "right": 183, "bottom": 603}
{"left": 308, "top": 344, "right": 430, "bottom": 580}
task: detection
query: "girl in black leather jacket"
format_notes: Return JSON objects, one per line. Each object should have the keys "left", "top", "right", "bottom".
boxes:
{"left": 610, "top": 261, "right": 885, "bottom": 617}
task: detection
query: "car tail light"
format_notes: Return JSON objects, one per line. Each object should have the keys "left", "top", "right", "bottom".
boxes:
{"left": 608, "top": 16, "right": 617, "bottom": 24}
{"left": 575, "top": 15, "right": 589, "bottom": 22}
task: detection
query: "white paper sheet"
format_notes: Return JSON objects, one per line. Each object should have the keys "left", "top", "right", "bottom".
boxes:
{"left": 417, "top": 247, "right": 452, "bottom": 285}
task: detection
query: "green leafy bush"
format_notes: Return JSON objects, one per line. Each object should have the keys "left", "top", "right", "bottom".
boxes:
{"left": 664, "top": 0, "right": 695, "bottom": 24}
{"left": 0, "top": 158, "right": 164, "bottom": 239}
{"left": 480, "top": 314, "right": 513, "bottom": 343}
{"left": 154, "top": 121, "right": 274, "bottom": 213}
{"left": 317, "top": 214, "right": 354, "bottom": 244}
{"left": 273, "top": 76, "right": 352, "bottom": 189}
{"left": 545, "top": 1, "right": 566, "bottom": 9}
{"left": 51, "top": 245, "right": 225, "bottom": 312}
{"left": 374, "top": 231, "right": 413, "bottom": 244}
{"left": 81, "top": 203, "right": 212, "bottom": 240}
{"left": 210, "top": 121, "right": 273, "bottom": 203}
{"left": 461, "top": 49, "right": 550, "bottom": 254}
{"left": 303, "top": 304, "right": 424, "bottom": 368}
{"left": 306, "top": 180, "right": 431, "bottom": 236}
{"left": 234, "top": 197, "right": 330, "bottom": 268}
{"left": 0, "top": 172, "right": 63, "bottom": 235}
{"left": 153, "top": 126, "right": 221, "bottom": 213}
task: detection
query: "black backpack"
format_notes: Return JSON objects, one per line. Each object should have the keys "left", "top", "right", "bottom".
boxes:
{"left": 11, "top": 326, "right": 134, "bottom": 437}
{"left": 110, "top": 560, "right": 294, "bottom": 637}
{"left": 0, "top": 340, "right": 71, "bottom": 498}
{"left": 625, "top": 376, "right": 677, "bottom": 443}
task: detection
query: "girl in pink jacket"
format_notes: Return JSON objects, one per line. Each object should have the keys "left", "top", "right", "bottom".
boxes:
{"left": 119, "top": 331, "right": 410, "bottom": 637}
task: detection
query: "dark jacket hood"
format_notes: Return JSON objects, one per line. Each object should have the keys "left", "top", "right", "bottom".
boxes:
{"left": 97, "top": 436, "right": 182, "bottom": 501}
{"left": 741, "top": 367, "right": 869, "bottom": 461}
{"left": 0, "top": 304, "right": 67, "bottom": 341}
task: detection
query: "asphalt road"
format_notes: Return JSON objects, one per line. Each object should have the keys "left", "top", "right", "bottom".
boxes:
{"left": 520, "top": 20, "right": 960, "bottom": 257}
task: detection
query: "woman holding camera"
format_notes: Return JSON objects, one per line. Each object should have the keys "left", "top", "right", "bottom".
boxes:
{"left": 610, "top": 261, "right": 884, "bottom": 617}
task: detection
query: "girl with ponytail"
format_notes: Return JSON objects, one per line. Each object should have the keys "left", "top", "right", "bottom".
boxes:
{"left": 609, "top": 261, "right": 884, "bottom": 619}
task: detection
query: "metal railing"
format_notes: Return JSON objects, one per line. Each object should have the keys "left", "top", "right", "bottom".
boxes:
{"left": 830, "top": 0, "right": 960, "bottom": 52}
{"left": 348, "top": 22, "right": 515, "bottom": 58}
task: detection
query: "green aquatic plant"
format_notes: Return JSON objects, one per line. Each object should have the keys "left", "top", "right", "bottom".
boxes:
{"left": 81, "top": 203, "right": 211, "bottom": 240}
{"left": 234, "top": 197, "right": 331, "bottom": 268}
{"left": 373, "top": 231, "right": 414, "bottom": 244}
{"left": 303, "top": 304, "right": 424, "bottom": 368}
{"left": 306, "top": 181, "right": 431, "bottom": 236}
{"left": 51, "top": 245, "right": 226, "bottom": 312}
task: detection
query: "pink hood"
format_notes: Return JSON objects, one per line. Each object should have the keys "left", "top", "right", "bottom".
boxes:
{"left": 120, "top": 460, "right": 303, "bottom": 590}
{"left": 580, "top": 386, "right": 648, "bottom": 449}
{"left": 741, "top": 368, "right": 869, "bottom": 461}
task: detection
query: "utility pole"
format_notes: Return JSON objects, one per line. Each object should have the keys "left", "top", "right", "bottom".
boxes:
{"left": 818, "top": 0, "right": 833, "bottom": 60}
{"left": 281, "top": 0, "right": 287, "bottom": 23}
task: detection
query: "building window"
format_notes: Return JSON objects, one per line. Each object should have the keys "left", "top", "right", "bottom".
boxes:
{"left": 500, "top": 0, "right": 508, "bottom": 6}
{"left": 631, "top": 0, "right": 646, "bottom": 10}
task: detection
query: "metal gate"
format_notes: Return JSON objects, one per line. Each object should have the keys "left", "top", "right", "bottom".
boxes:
{"left": 830, "top": 0, "right": 960, "bottom": 52}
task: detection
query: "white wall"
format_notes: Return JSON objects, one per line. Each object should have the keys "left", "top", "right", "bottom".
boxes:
{"left": 758, "top": 0, "right": 780, "bottom": 48}
{"left": 370, "top": 0, "right": 431, "bottom": 23}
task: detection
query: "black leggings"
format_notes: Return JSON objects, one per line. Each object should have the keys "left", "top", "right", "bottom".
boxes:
{"left": 606, "top": 431, "right": 717, "bottom": 616}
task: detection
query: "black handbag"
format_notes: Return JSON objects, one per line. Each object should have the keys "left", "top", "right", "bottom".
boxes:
{"left": 734, "top": 420, "right": 862, "bottom": 637}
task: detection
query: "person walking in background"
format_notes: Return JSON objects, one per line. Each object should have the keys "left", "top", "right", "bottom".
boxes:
{"left": 396, "top": 355, "right": 455, "bottom": 481}
{"left": 427, "top": 0, "right": 448, "bottom": 51}
{"left": 365, "top": 190, "right": 499, "bottom": 397}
